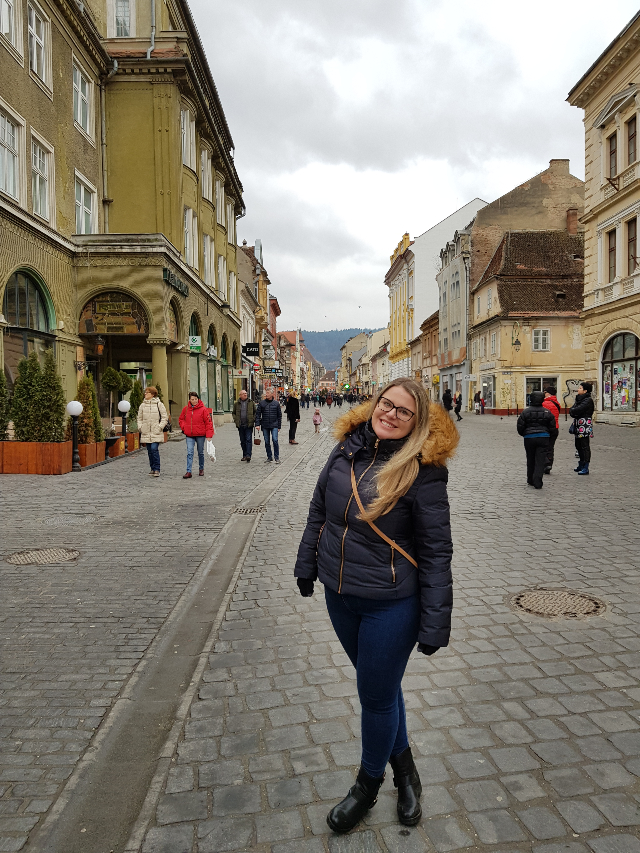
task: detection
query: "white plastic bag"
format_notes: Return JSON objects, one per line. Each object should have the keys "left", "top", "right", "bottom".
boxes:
{"left": 206, "top": 439, "right": 216, "bottom": 461}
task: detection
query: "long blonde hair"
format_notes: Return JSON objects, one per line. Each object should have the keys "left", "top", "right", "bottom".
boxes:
{"left": 359, "top": 377, "right": 430, "bottom": 521}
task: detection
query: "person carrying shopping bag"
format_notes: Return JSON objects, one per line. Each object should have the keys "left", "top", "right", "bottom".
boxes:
{"left": 138, "top": 386, "right": 168, "bottom": 477}
{"left": 294, "top": 378, "right": 457, "bottom": 832}
{"left": 178, "top": 392, "right": 214, "bottom": 479}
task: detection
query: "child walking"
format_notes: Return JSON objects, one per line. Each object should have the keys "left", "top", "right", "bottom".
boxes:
{"left": 312, "top": 407, "right": 322, "bottom": 433}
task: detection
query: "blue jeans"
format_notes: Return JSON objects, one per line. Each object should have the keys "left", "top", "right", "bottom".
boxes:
{"left": 262, "top": 427, "right": 279, "bottom": 461}
{"left": 186, "top": 435, "right": 205, "bottom": 473}
{"left": 238, "top": 426, "right": 253, "bottom": 458}
{"left": 324, "top": 587, "right": 421, "bottom": 777}
{"left": 146, "top": 442, "right": 160, "bottom": 472}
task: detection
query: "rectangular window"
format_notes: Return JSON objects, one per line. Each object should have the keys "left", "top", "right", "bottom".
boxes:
{"left": 226, "top": 200, "right": 235, "bottom": 244}
{"left": 229, "top": 270, "right": 237, "bottom": 311}
{"left": 31, "top": 138, "right": 47, "bottom": 218}
{"left": 75, "top": 175, "right": 94, "bottom": 233}
{"left": 1, "top": 0, "right": 15, "bottom": 46}
{"left": 73, "top": 65, "right": 90, "bottom": 135}
{"left": 628, "top": 218, "right": 637, "bottom": 276}
{"left": 609, "top": 131, "right": 617, "bottom": 178}
{"left": 0, "top": 111, "right": 19, "bottom": 198}
{"left": 203, "top": 234, "right": 209, "bottom": 285}
{"left": 181, "top": 109, "right": 195, "bottom": 169}
{"left": 215, "top": 175, "right": 225, "bottom": 226}
{"left": 472, "top": 339, "right": 477, "bottom": 360}
{"left": 200, "top": 149, "right": 212, "bottom": 201}
{"left": 490, "top": 331, "right": 496, "bottom": 355}
{"left": 183, "top": 207, "right": 191, "bottom": 265}
{"left": 476, "top": 295, "right": 480, "bottom": 316}
{"left": 487, "top": 288, "right": 492, "bottom": 311}
{"left": 28, "top": 3, "right": 46, "bottom": 82}
{"left": 217, "top": 254, "right": 227, "bottom": 299}
{"left": 191, "top": 213, "right": 198, "bottom": 270}
{"left": 628, "top": 117, "right": 636, "bottom": 166}
{"left": 608, "top": 228, "right": 617, "bottom": 282}
{"left": 532, "top": 329, "right": 550, "bottom": 351}
{"left": 116, "top": 0, "right": 130, "bottom": 36}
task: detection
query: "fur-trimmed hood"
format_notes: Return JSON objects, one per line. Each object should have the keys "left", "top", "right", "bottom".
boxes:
{"left": 333, "top": 401, "right": 459, "bottom": 466}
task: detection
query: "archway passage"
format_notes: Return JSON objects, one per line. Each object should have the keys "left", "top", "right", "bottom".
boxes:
{"left": 602, "top": 333, "right": 640, "bottom": 412}
{"left": 2, "top": 271, "right": 56, "bottom": 391}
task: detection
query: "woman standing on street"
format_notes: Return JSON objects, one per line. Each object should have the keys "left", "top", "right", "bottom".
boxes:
{"left": 294, "top": 378, "right": 458, "bottom": 833}
{"left": 138, "top": 386, "right": 168, "bottom": 477}
{"left": 178, "top": 391, "right": 214, "bottom": 478}
{"left": 569, "top": 381, "right": 595, "bottom": 475}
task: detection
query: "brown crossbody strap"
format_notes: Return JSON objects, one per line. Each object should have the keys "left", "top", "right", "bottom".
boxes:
{"left": 350, "top": 464, "right": 418, "bottom": 569}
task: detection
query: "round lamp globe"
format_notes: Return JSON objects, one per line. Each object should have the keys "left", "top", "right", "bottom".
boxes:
{"left": 118, "top": 400, "right": 131, "bottom": 413}
{"left": 66, "top": 400, "right": 83, "bottom": 417}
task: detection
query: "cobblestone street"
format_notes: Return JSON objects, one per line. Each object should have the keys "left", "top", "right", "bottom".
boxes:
{"left": 2, "top": 408, "right": 640, "bottom": 853}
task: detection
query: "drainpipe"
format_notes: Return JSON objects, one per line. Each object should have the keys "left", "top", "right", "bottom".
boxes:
{"left": 100, "top": 60, "right": 117, "bottom": 233}
{"left": 146, "top": 0, "right": 155, "bottom": 58}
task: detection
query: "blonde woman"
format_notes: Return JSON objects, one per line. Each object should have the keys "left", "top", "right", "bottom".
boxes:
{"left": 138, "top": 386, "right": 168, "bottom": 477}
{"left": 294, "top": 378, "right": 458, "bottom": 833}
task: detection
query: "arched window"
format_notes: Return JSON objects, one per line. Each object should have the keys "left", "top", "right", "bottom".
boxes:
{"left": 207, "top": 325, "right": 217, "bottom": 355}
{"left": 602, "top": 332, "right": 639, "bottom": 412}
{"left": 3, "top": 271, "right": 55, "bottom": 390}
{"left": 221, "top": 335, "right": 228, "bottom": 363}
{"left": 232, "top": 341, "right": 239, "bottom": 368}
{"left": 189, "top": 314, "right": 200, "bottom": 338}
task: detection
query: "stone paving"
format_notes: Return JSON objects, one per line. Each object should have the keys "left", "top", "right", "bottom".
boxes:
{"left": 0, "top": 412, "right": 323, "bottom": 852}
{"left": 138, "top": 411, "right": 640, "bottom": 853}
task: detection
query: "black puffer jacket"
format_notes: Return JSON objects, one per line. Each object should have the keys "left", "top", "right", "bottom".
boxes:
{"left": 569, "top": 392, "right": 594, "bottom": 421}
{"left": 517, "top": 405, "right": 558, "bottom": 438}
{"left": 294, "top": 404, "right": 458, "bottom": 647}
{"left": 255, "top": 398, "right": 282, "bottom": 430}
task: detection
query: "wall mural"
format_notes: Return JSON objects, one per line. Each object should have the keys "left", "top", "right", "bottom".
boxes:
{"left": 79, "top": 292, "right": 149, "bottom": 335}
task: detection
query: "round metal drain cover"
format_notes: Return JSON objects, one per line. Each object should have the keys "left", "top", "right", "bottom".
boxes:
{"left": 42, "top": 514, "right": 97, "bottom": 527}
{"left": 6, "top": 548, "right": 80, "bottom": 566}
{"left": 511, "top": 588, "right": 606, "bottom": 619}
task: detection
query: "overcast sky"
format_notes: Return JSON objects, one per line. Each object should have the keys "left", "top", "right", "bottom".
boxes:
{"left": 190, "top": 0, "right": 639, "bottom": 332}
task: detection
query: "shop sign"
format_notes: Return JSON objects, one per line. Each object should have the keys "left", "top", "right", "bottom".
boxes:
{"left": 242, "top": 343, "right": 259, "bottom": 356}
{"left": 463, "top": 374, "right": 476, "bottom": 381}
{"left": 432, "top": 374, "right": 440, "bottom": 383}
{"left": 263, "top": 345, "right": 275, "bottom": 359}
{"left": 189, "top": 335, "right": 202, "bottom": 352}
{"left": 79, "top": 292, "right": 149, "bottom": 335}
{"left": 233, "top": 368, "right": 249, "bottom": 378}
{"left": 163, "top": 268, "right": 189, "bottom": 297}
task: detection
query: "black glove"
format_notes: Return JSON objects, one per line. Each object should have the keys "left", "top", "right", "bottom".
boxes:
{"left": 297, "top": 578, "right": 315, "bottom": 598}
{"left": 417, "top": 643, "right": 439, "bottom": 656}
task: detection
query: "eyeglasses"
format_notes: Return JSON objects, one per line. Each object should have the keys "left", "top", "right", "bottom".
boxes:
{"left": 377, "top": 396, "right": 415, "bottom": 422}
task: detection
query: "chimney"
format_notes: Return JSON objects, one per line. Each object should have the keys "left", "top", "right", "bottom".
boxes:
{"left": 549, "top": 159, "right": 570, "bottom": 174}
{"left": 566, "top": 208, "right": 578, "bottom": 235}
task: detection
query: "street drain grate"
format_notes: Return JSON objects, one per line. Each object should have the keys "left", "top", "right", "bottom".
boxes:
{"left": 42, "top": 514, "right": 97, "bottom": 527}
{"left": 510, "top": 588, "right": 606, "bottom": 619}
{"left": 6, "top": 548, "right": 80, "bottom": 566}
{"left": 234, "top": 506, "right": 265, "bottom": 514}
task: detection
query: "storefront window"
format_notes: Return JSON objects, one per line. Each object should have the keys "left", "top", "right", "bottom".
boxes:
{"left": 602, "top": 333, "right": 639, "bottom": 412}
{"left": 2, "top": 271, "right": 55, "bottom": 390}
{"left": 481, "top": 375, "right": 495, "bottom": 408}
{"left": 526, "top": 376, "right": 558, "bottom": 406}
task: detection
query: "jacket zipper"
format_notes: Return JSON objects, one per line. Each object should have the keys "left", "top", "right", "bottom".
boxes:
{"left": 316, "top": 523, "right": 325, "bottom": 554}
{"left": 391, "top": 547, "right": 396, "bottom": 584}
{"left": 338, "top": 440, "right": 379, "bottom": 593}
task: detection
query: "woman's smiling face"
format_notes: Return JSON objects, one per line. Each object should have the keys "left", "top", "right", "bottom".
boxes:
{"left": 371, "top": 385, "right": 416, "bottom": 441}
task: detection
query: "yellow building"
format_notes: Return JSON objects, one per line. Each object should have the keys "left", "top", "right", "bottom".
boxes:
{"left": 568, "top": 12, "right": 640, "bottom": 424}
{"left": 385, "top": 233, "right": 413, "bottom": 378}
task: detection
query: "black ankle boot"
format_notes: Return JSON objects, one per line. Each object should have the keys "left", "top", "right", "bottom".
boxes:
{"left": 389, "top": 746, "right": 422, "bottom": 825}
{"left": 326, "top": 765, "right": 385, "bottom": 833}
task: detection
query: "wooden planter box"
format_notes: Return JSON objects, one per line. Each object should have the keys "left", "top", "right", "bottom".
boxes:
{"left": 96, "top": 441, "right": 106, "bottom": 463}
{"left": 108, "top": 436, "right": 126, "bottom": 458}
{"left": 0, "top": 441, "right": 73, "bottom": 475}
{"left": 127, "top": 433, "right": 139, "bottom": 452}
{"left": 78, "top": 443, "right": 96, "bottom": 468}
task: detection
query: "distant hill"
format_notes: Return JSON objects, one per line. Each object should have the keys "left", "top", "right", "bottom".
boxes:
{"left": 301, "top": 329, "right": 383, "bottom": 370}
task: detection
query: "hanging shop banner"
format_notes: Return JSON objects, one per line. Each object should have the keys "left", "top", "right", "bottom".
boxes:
{"left": 79, "top": 292, "right": 149, "bottom": 335}
{"left": 233, "top": 368, "right": 250, "bottom": 378}
{"left": 242, "top": 343, "right": 260, "bottom": 357}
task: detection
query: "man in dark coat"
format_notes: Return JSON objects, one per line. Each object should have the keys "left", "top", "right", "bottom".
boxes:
{"left": 442, "top": 388, "right": 453, "bottom": 412}
{"left": 516, "top": 390, "right": 558, "bottom": 489}
{"left": 569, "top": 382, "right": 595, "bottom": 475}
{"left": 232, "top": 389, "right": 256, "bottom": 462}
{"left": 255, "top": 388, "right": 282, "bottom": 464}
{"left": 284, "top": 391, "right": 301, "bottom": 445}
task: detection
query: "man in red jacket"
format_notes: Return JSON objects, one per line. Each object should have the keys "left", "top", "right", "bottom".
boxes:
{"left": 542, "top": 386, "right": 561, "bottom": 475}
{"left": 178, "top": 392, "right": 214, "bottom": 479}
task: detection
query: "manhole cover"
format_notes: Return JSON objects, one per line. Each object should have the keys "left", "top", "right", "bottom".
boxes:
{"left": 42, "top": 515, "right": 97, "bottom": 527}
{"left": 6, "top": 548, "right": 80, "bottom": 565}
{"left": 234, "top": 506, "right": 265, "bottom": 514}
{"left": 511, "top": 588, "right": 606, "bottom": 619}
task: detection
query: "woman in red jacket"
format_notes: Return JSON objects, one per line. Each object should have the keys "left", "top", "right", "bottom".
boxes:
{"left": 178, "top": 392, "right": 214, "bottom": 479}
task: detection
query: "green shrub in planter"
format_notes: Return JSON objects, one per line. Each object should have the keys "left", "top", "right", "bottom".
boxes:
{"left": 0, "top": 368, "right": 9, "bottom": 441}
{"left": 88, "top": 373, "right": 104, "bottom": 442}
{"left": 11, "top": 351, "right": 41, "bottom": 441}
{"left": 35, "top": 349, "right": 66, "bottom": 442}
{"left": 128, "top": 379, "right": 143, "bottom": 428}
{"left": 119, "top": 371, "right": 133, "bottom": 395}
{"left": 65, "top": 375, "right": 97, "bottom": 443}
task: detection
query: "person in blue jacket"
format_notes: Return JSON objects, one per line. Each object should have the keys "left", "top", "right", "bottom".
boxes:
{"left": 255, "top": 387, "right": 282, "bottom": 464}
{"left": 294, "top": 378, "right": 458, "bottom": 833}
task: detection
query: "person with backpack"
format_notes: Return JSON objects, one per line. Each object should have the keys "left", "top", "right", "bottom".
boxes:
{"left": 516, "top": 390, "right": 558, "bottom": 489}
{"left": 178, "top": 391, "right": 214, "bottom": 479}
{"left": 137, "top": 386, "right": 168, "bottom": 477}
{"left": 542, "top": 386, "right": 561, "bottom": 474}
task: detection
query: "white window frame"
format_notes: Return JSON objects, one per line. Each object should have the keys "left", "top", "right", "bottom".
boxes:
{"left": 1, "top": 0, "right": 24, "bottom": 61}
{"left": 200, "top": 148, "right": 212, "bottom": 201}
{"left": 472, "top": 338, "right": 477, "bottom": 360}
{"left": 490, "top": 331, "right": 496, "bottom": 355}
{"left": 27, "top": 1, "right": 51, "bottom": 93}
{"left": 203, "top": 233, "right": 209, "bottom": 285}
{"left": 476, "top": 295, "right": 481, "bottom": 316}
{"left": 0, "top": 97, "right": 26, "bottom": 205}
{"left": 229, "top": 270, "right": 237, "bottom": 311}
{"left": 74, "top": 170, "right": 97, "bottom": 234}
{"left": 532, "top": 328, "right": 550, "bottom": 352}
{"left": 226, "top": 199, "right": 235, "bottom": 244}
{"left": 30, "top": 128, "right": 55, "bottom": 225}
{"left": 191, "top": 212, "right": 198, "bottom": 270}
{"left": 106, "top": 0, "right": 137, "bottom": 37}
{"left": 487, "top": 288, "right": 492, "bottom": 311}
{"left": 72, "top": 58, "right": 94, "bottom": 142}
{"left": 183, "top": 206, "right": 192, "bottom": 265}
{"left": 217, "top": 254, "right": 227, "bottom": 300}
{"left": 181, "top": 108, "right": 196, "bottom": 170}
{"left": 215, "top": 174, "right": 225, "bottom": 226}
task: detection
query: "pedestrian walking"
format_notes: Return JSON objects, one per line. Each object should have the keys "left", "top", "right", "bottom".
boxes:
{"left": 294, "top": 378, "right": 457, "bottom": 833}
{"left": 326, "top": 393, "right": 333, "bottom": 408}
{"left": 312, "top": 406, "right": 322, "bottom": 433}
{"left": 542, "top": 386, "right": 561, "bottom": 474}
{"left": 480, "top": 396, "right": 485, "bottom": 414}
{"left": 285, "top": 391, "right": 301, "bottom": 445}
{"left": 178, "top": 391, "right": 214, "bottom": 479}
{"left": 473, "top": 390, "right": 481, "bottom": 414}
{"left": 232, "top": 389, "right": 256, "bottom": 462}
{"left": 138, "top": 386, "right": 168, "bottom": 477}
{"left": 516, "top": 390, "right": 558, "bottom": 489}
{"left": 454, "top": 393, "right": 462, "bottom": 422}
{"left": 569, "top": 381, "right": 595, "bottom": 475}
{"left": 255, "top": 387, "right": 282, "bottom": 464}
{"left": 442, "top": 388, "right": 453, "bottom": 413}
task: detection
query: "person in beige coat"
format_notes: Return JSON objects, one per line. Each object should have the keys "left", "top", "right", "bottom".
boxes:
{"left": 138, "top": 386, "right": 168, "bottom": 476}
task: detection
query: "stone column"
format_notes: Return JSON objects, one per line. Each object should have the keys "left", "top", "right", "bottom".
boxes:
{"left": 148, "top": 338, "right": 169, "bottom": 407}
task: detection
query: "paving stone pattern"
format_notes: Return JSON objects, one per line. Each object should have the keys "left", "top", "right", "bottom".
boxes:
{"left": 0, "top": 413, "right": 323, "bottom": 852}
{"left": 140, "top": 415, "right": 640, "bottom": 852}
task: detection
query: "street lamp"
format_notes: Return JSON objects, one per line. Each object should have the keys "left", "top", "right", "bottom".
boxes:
{"left": 512, "top": 321, "right": 522, "bottom": 353}
{"left": 66, "top": 400, "right": 83, "bottom": 472}
{"left": 118, "top": 400, "right": 131, "bottom": 453}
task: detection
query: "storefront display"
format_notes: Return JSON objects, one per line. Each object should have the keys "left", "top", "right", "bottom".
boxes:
{"left": 481, "top": 375, "right": 495, "bottom": 409}
{"left": 602, "top": 333, "right": 639, "bottom": 412}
